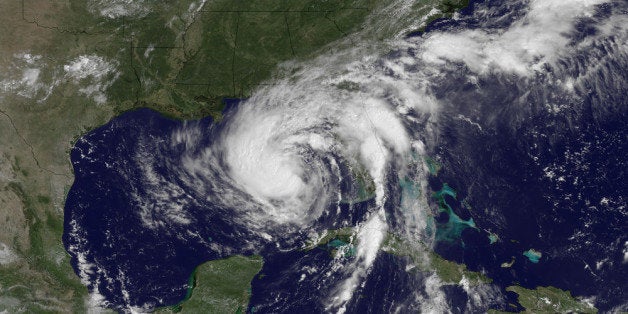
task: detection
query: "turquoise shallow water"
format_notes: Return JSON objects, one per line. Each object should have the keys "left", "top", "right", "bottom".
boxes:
{"left": 431, "top": 183, "right": 477, "bottom": 243}
{"left": 523, "top": 249, "right": 542, "bottom": 263}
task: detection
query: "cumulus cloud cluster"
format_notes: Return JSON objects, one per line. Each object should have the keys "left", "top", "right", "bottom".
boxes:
{"left": 420, "top": 0, "right": 623, "bottom": 76}
{"left": 88, "top": 0, "right": 150, "bottom": 19}
{"left": 67, "top": 0, "right": 625, "bottom": 311}
{"left": 202, "top": 0, "right": 622, "bottom": 310}
{"left": 0, "top": 52, "right": 52, "bottom": 101}
{"left": 64, "top": 55, "right": 119, "bottom": 104}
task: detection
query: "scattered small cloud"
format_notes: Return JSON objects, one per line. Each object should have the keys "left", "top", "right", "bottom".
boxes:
{"left": 0, "top": 52, "right": 55, "bottom": 101}
{"left": 88, "top": 0, "right": 150, "bottom": 19}
{"left": 63, "top": 55, "right": 119, "bottom": 104}
{"left": 0, "top": 242, "right": 19, "bottom": 265}
{"left": 420, "top": 0, "right": 610, "bottom": 76}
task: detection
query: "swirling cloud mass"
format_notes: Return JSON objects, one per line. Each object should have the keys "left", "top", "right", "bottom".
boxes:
{"left": 64, "top": 0, "right": 627, "bottom": 312}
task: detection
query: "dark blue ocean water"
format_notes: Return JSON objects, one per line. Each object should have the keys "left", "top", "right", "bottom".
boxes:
{"left": 419, "top": 1, "right": 628, "bottom": 310}
{"left": 62, "top": 105, "right": 378, "bottom": 311}
{"left": 63, "top": 0, "right": 627, "bottom": 312}
{"left": 63, "top": 109, "right": 249, "bottom": 308}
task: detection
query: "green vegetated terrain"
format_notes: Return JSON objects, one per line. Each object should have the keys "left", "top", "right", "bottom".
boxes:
{"left": 385, "top": 234, "right": 597, "bottom": 313}
{"left": 0, "top": 0, "right": 593, "bottom": 312}
{"left": 383, "top": 233, "right": 492, "bottom": 285}
{"left": 306, "top": 227, "right": 357, "bottom": 258}
{"left": 310, "top": 227, "right": 493, "bottom": 284}
{"left": 305, "top": 227, "right": 356, "bottom": 250}
{"left": 113, "top": 0, "right": 385, "bottom": 119}
{"left": 156, "top": 255, "right": 263, "bottom": 314}
{"left": 488, "top": 286, "right": 597, "bottom": 314}
{"left": 506, "top": 286, "right": 597, "bottom": 313}
{"left": 0, "top": 0, "right": 394, "bottom": 311}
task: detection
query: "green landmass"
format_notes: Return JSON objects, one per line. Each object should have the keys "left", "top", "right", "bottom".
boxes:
{"left": 350, "top": 166, "right": 377, "bottom": 203}
{"left": 406, "top": 0, "right": 470, "bottom": 35}
{"left": 112, "top": 0, "right": 384, "bottom": 120}
{"left": 305, "top": 227, "right": 355, "bottom": 250}
{"left": 0, "top": 0, "right": 393, "bottom": 311}
{"left": 157, "top": 255, "right": 263, "bottom": 314}
{"left": 304, "top": 227, "right": 357, "bottom": 258}
{"left": 341, "top": 163, "right": 376, "bottom": 204}
{"left": 506, "top": 286, "right": 597, "bottom": 314}
{"left": 383, "top": 234, "right": 492, "bottom": 285}
{"left": 389, "top": 176, "right": 489, "bottom": 285}
{"left": 384, "top": 235, "right": 596, "bottom": 314}
{"left": 0, "top": 0, "right": 472, "bottom": 311}
{"left": 312, "top": 228, "right": 491, "bottom": 284}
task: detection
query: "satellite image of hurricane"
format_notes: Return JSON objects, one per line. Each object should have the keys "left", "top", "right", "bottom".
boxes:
{"left": 0, "top": 0, "right": 626, "bottom": 313}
